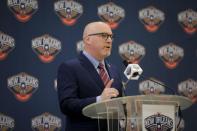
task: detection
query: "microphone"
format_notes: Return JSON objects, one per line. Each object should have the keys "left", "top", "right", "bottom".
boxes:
{"left": 124, "top": 63, "right": 143, "bottom": 80}
{"left": 122, "top": 61, "right": 176, "bottom": 95}
{"left": 122, "top": 63, "right": 143, "bottom": 91}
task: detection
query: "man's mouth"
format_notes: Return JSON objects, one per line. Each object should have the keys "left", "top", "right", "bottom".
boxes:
{"left": 105, "top": 46, "right": 111, "bottom": 49}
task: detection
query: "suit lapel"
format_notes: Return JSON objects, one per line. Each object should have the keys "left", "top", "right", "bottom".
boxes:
{"left": 78, "top": 53, "right": 105, "bottom": 89}
{"left": 105, "top": 61, "right": 121, "bottom": 89}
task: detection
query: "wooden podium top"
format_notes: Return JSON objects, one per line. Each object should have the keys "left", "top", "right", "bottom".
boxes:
{"left": 83, "top": 95, "right": 192, "bottom": 119}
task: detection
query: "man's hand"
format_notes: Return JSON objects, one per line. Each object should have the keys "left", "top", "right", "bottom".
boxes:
{"left": 100, "top": 79, "right": 119, "bottom": 101}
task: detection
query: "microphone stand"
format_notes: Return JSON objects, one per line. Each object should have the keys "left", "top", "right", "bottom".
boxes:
{"left": 121, "top": 81, "right": 128, "bottom": 131}
{"left": 139, "top": 74, "right": 176, "bottom": 95}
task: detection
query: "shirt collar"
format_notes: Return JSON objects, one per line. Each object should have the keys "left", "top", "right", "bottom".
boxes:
{"left": 83, "top": 51, "right": 105, "bottom": 69}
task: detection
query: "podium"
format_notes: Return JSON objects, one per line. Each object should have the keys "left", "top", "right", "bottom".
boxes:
{"left": 82, "top": 95, "right": 192, "bottom": 131}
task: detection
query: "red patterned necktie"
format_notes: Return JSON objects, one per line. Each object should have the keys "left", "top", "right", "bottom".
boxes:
{"left": 98, "top": 63, "right": 110, "bottom": 86}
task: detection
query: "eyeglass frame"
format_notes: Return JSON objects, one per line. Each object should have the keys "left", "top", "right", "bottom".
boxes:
{"left": 87, "top": 32, "right": 114, "bottom": 41}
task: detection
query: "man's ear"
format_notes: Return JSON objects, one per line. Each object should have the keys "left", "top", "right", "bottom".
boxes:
{"left": 84, "top": 36, "right": 90, "bottom": 45}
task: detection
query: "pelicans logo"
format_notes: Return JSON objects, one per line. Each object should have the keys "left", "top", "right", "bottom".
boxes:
{"left": 7, "top": 72, "right": 39, "bottom": 102}
{"left": 139, "top": 78, "right": 165, "bottom": 95}
{"left": 0, "top": 113, "right": 15, "bottom": 130}
{"left": 144, "top": 113, "right": 173, "bottom": 131}
{"left": 0, "top": 31, "right": 15, "bottom": 60}
{"left": 139, "top": 6, "right": 165, "bottom": 32}
{"left": 32, "top": 34, "right": 61, "bottom": 63}
{"left": 76, "top": 40, "right": 84, "bottom": 53}
{"left": 119, "top": 41, "right": 145, "bottom": 64}
{"left": 7, "top": 0, "right": 38, "bottom": 22}
{"left": 159, "top": 43, "right": 184, "bottom": 69}
{"left": 98, "top": 2, "right": 125, "bottom": 29}
{"left": 178, "top": 9, "right": 197, "bottom": 34}
{"left": 178, "top": 79, "right": 197, "bottom": 103}
{"left": 54, "top": 0, "right": 83, "bottom": 26}
{"left": 32, "top": 112, "right": 61, "bottom": 131}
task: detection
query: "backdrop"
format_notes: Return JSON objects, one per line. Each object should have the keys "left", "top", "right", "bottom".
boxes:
{"left": 0, "top": 0, "right": 196, "bottom": 130}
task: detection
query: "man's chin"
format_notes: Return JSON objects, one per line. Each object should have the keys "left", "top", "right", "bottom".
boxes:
{"left": 103, "top": 52, "right": 111, "bottom": 58}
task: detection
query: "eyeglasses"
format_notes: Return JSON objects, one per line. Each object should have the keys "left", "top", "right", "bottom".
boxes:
{"left": 87, "top": 32, "right": 114, "bottom": 41}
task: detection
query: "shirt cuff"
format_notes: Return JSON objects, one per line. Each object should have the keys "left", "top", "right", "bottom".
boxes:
{"left": 96, "top": 96, "right": 101, "bottom": 102}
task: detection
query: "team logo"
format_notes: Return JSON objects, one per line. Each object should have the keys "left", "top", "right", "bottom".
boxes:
{"left": 144, "top": 113, "right": 173, "bottom": 131}
{"left": 0, "top": 31, "right": 15, "bottom": 60}
{"left": 32, "top": 34, "right": 61, "bottom": 63}
{"left": 7, "top": 72, "right": 39, "bottom": 102}
{"left": 159, "top": 43, "right": 184, "bottom": 69}
{"left": 139, "top": 6, "right": 165, "bottom": 32}
{"left": 54, "top": 0, "right": 83, "bottom": 26}
{"left": 178, "top": 79, "right": 197, "bottom": 103}
{"left": 32, "top": 112, "right": 62, "bottom": 131}
{"left": 119, "top": 41, "right": 145, "bottom": 64}
{"left": 7, "top": 0, "right": 38, "bottom": 22}
{"left": 0, "top": 113, "right": 15, "bottom": 130}
{"left": 139, "top": 78, "right": 165, "bottom": 95}
{"left": 98, "top": 2, "right": 125, "bottom": 29}
{"left": 178, "top": 9, "right": 197, "bottom": 34}
{"left": 76, "top": 40, "right": 84, "bottom": 53}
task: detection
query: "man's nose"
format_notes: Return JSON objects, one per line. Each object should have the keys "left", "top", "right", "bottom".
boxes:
{"left": 106, "top": 36, "right": 113, "bottom": 43}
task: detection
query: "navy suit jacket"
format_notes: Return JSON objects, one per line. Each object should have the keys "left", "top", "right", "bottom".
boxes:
{"left": 57, "top": 52, "right": 123, "bottom": 131}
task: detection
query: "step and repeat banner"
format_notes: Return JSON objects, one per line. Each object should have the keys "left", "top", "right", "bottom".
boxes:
{"left": 0, "top": 0, "right": 197, "bottom": 130}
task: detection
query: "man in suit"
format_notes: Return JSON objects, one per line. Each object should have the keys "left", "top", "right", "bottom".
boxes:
{"left": 57, "top": 21, "right": 123, "bottom": 131}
